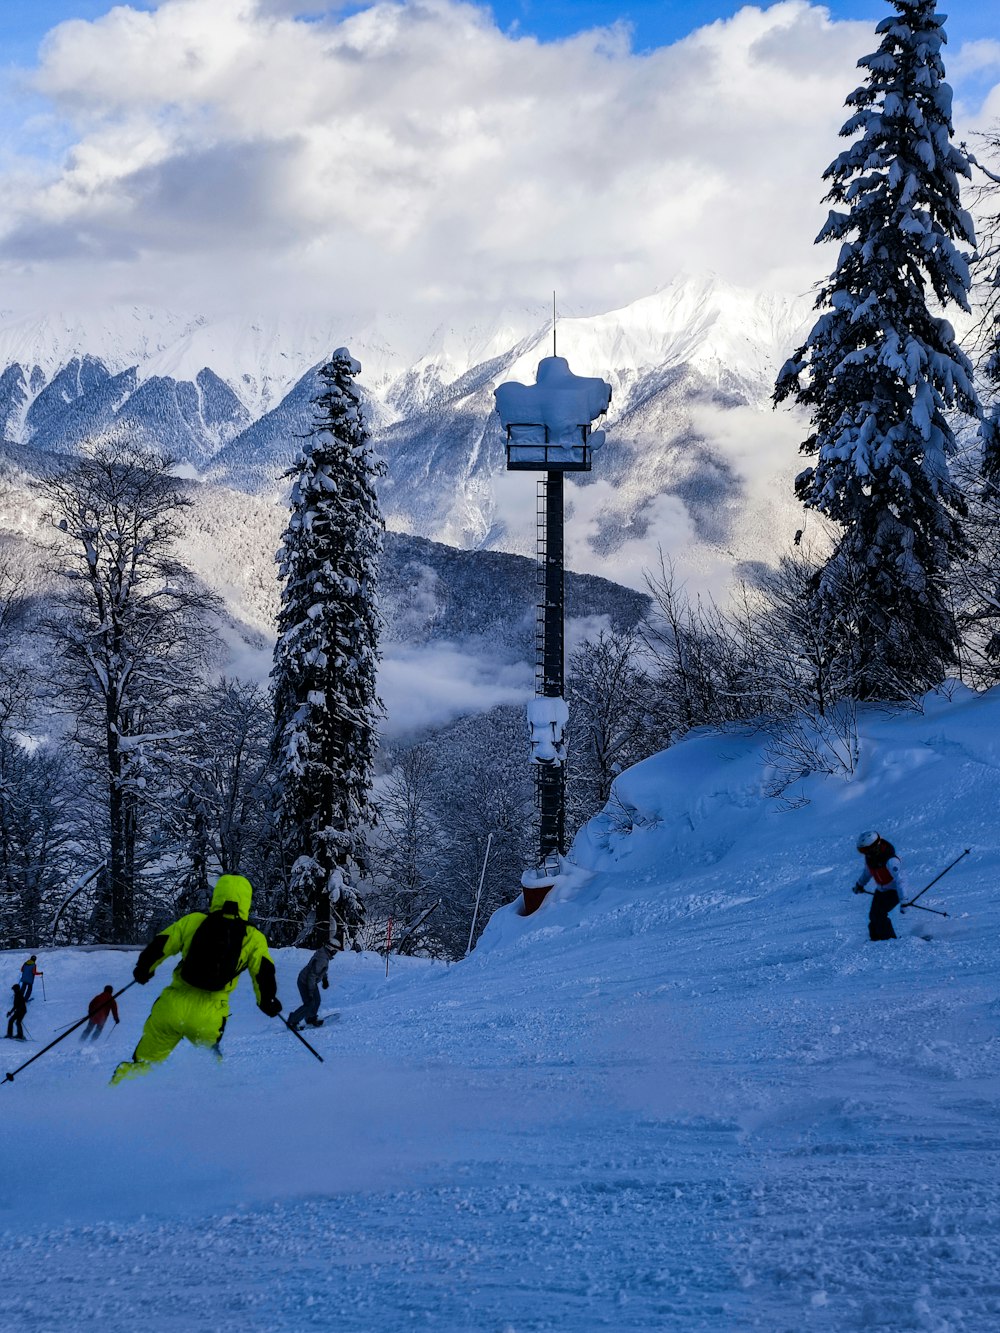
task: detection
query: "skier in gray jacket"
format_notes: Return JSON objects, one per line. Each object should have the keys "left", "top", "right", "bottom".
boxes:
{"left": 288, "top": 940, "right": 340, "bottom": 1030}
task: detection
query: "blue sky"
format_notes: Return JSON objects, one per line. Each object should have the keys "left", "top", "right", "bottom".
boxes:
{"left": 5, "top": 0, "right": 995, "bottom": 59}
{"left": 4, "top": 1, "right": 152, "bottom": 65}
{"left": 493, "top": 0, "right": 878, "bottom": 47}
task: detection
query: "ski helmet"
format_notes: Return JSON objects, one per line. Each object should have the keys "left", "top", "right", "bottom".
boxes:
{"left": 856, "top": 830, "right": 880, "bottom": 852}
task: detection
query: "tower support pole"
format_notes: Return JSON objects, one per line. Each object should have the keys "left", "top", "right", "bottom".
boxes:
{"left": 526, "top": 469, "right": 566, "bottom": 909}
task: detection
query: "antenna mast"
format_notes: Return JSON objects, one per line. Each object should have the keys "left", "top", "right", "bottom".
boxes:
{"left": 552, "top": 290, "right": 557, "bottom": 357}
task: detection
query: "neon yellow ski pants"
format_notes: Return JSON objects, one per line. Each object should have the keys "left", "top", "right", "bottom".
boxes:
{"left": 111, "top": 978, "right": 229, "bottom": 1084}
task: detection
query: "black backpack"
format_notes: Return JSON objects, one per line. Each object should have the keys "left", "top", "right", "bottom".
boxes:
{"left": 179, "top": 911, "right": 248, "bottom": 991}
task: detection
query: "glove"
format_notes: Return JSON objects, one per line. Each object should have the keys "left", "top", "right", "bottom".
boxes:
{"left": 322, "top": 978, "right": 329, "bottom": 990}
{"left": 899, "top": 904, "right": 907, "bottom": 914}
{"left": 259, "top": 996, "right": 282, "bottom": 1018}
{"left": 133, "top": 966, "right": 152, "bottom": 984}
{"left": 852, "top": 883, "right": 865, "bottom": 895}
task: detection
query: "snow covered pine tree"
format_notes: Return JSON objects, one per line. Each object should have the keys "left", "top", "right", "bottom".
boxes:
{"left": 774, "top": 0, "right": 980, "bottom": 699}
{"left": 271, "top": 349, "right": 384, "bottom": 948}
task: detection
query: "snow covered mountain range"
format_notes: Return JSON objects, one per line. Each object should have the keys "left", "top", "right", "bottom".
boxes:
{"left": 0, "top": 275, "right": 813, "bottom": 589}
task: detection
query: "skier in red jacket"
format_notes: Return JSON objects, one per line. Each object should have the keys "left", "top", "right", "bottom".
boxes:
{"left": 852, "top": 830, "right": 910, "bottom": 940}
{"left": 82, "top": 985, "right": 120, "bottom": 1040}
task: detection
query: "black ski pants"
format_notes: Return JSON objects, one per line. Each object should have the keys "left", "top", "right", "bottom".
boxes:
{"left": 869, "top": 888, "right": 899, "bottom": 941}
{"left": 6, "top": 1015, "right": 24, "bottom": 1038}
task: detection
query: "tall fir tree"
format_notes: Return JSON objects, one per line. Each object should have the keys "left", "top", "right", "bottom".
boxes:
{"left": 774, "top": 0, "right": 979, "bottom": 699}
{"left": 271, "top": 348, "right": 384, "bottom": 947}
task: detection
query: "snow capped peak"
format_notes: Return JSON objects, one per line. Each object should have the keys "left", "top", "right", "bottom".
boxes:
{"left": 0, "top": 306, "right": 420, "bottom": 419}
{"left": 410, "top": 305, "right": 548, "bottom": 377}
{"left": 498, "top": 273, "right": 812, "bottom": 401}
{"left": 0, "top": 306, "right": 203, "bottom": 381}
{"left": 0, "top": 275, "right": 810, "bottom": 423}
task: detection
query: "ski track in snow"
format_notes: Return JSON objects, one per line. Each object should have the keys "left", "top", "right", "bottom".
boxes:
{"left": 3, "top": 688, "right": 1000, "bottom": 1331}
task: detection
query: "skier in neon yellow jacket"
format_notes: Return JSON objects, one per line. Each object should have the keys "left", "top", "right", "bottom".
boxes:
{"left": 111, "top": 874, "right": 282, "bottom": 1085}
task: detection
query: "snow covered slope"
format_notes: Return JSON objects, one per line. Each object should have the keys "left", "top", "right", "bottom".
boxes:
{"left": 2, "top": 683, "right": 999, "bottom": 1330}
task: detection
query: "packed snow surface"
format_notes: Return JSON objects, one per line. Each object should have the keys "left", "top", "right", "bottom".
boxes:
{"left": 3, "top": 683, "right": 1000, "bottom": 1331}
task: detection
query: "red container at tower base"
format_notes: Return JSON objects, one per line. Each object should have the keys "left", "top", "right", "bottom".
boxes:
{"left": 520, "top": 885, "right": 551, "bottom": 916}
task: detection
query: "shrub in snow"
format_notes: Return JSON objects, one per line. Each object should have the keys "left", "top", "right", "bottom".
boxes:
{"left": 763, "top": 703, "right": 860, "bottom": 809}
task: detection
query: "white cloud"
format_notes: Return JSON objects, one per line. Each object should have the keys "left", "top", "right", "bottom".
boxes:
{"left": 951, "top": 39, "right": 1000, "bottom": 78}
{"left": 379, "top": 640, "right": 531, "bottom": 736}
{"left": 491, "top": 398, "right": 807, "bottom": 602}
{"left": 0, "top": 0, "right": 889, "bottom": 324}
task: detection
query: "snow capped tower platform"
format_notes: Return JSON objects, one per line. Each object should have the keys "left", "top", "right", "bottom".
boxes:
{"left": 495, "top": 355, "right": 610, "bottom": 472}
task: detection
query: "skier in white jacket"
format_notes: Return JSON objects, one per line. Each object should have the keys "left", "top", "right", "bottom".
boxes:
{"left": 852, "top": 831, "right": 909, "bottom": 940}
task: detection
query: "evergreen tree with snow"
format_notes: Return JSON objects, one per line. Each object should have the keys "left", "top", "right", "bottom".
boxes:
{"left": 271, "top": 348, "right": 384, "bottom": 948}
{"left": 774, "top": 0, "right": 979, "bottom": 699}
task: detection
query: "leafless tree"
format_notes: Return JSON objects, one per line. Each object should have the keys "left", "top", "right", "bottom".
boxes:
{"left": 41, "top": 435, "right": 221, "bottom": 942}
{"left": 567, "top": 628, "right": 661, "bottom": 831}
{"left": 369, "top": 743, "right": 447, "bottom": 931}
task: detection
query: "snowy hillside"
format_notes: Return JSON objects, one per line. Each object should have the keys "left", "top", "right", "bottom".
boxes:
{"left": 3, "top": 682, "right": 999, "bottom": 1330}
{"left": 0, "top": 451, "right": 648, "bottom": 738}
{"left": 0, "top": 275, "right": 812, "bottom": 590}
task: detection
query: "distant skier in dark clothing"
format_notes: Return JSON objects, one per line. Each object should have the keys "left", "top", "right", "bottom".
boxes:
{"left": 82, "top": 985, "right": 120, "bottom": 1040}
{"left": 288, "top": 940, "right": 340, "bottom": 1031}
{"left": 853, "top": 831, "right": 910, "bottom": 940}
{"left": 19, "top": 956, "right": 42, "bottom": 1001}
{"left": 6, "top": 983, "right": 26, "bottom": 1039}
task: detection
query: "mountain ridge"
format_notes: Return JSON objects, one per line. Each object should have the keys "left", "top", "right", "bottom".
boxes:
{"left": 0, "top": 274, "right": 813, "bottom": 590}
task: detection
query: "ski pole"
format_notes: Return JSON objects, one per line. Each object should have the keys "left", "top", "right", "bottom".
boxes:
{"left": 858, "top": 887, "right": 948, "bottom": 918}
{"left": 466, "top": 836, "right": 493, "bottom": 957}
{"left": 41, "top": 975, "right": 47, "bottom": 1002}
{"left": 49, "top": 859, "right": 107, "bottom": 944}
{"left": 393, "top": 900, "right": 441, "bottom": 958}
{"left": 904, "top": 849, "right": 971, "bottom": 909}
{"left": 280, "top": 1014, "right": 324, "bottom": 1063}
{"left": 3, "top": 980, "right": 137, "bottom": 1087}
